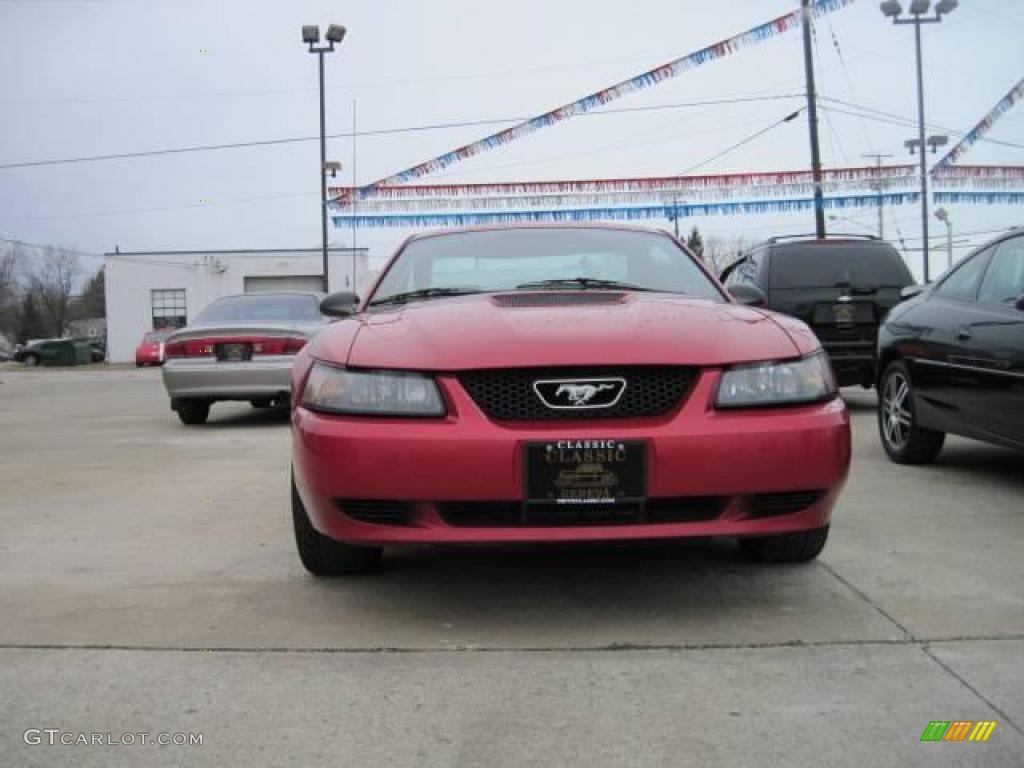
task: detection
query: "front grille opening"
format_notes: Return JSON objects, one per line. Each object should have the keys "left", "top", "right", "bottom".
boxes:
{"left": 335, "top": 499, "right": 414, "bottom": 526}
{"left": 435, "top": 501, "right": 521, "bottom": 527}
{"left": 459, "top": 366, "right": 696, "bottom": 421}
{"left": 436, "top": 497, "right": 725, "bottom": 528}
{"left": 746, "top": 490, "right": 825, "bottom": 519}
{"left": 491, "top": 292, "right": 626, "bottom": 308}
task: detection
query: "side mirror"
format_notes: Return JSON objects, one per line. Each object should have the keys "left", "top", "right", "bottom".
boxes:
{"left": 319, "top": 292, "right": 360, "bottom": 317}
{"left": 899, "top": 285, "right": 925, "bottom": 301}
{"left": 729, "top": 284, "right": 767, "bottom": 308}
{"left": 1016, "top": 293, "right": 1024, "bottom": 311}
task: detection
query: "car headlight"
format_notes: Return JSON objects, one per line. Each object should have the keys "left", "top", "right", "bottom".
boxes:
{"left": 715, "top": 351, "right": 836, "bottom": 408}
{"left": 302, "top": 362, "right": 445, "bottom": 416}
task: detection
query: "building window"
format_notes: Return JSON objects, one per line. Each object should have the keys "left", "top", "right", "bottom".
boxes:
{"left": 151, "top": 289, "right": 187, "bottom": 330}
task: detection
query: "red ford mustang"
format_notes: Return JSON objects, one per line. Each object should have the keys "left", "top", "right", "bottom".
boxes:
{"left": 290, "top": 225, "right": 850, "bottom": 575}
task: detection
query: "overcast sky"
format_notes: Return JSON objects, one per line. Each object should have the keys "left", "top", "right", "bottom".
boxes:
{"left": 0, "top": 0, "right": 1021, "bottom": 281}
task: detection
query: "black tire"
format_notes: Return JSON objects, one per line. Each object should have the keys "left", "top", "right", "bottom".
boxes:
{"left": 292, "top": 473, "right": 381, "bottom": 576}
{"left": 24, "top": 353, "right": 39, "bottom": 367}
{"left": 174, "top": 398, "right": 210, "bottom": 426}
{"left": 878, "top": 360, "right": 944, "bottom": 464}
{"left": 250, "top": 398, "right": 273, "bottom": 409}
{"left": 738, "top": 525, "right": 830, "bottom": 563}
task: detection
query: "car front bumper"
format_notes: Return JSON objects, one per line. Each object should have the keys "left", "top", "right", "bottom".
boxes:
{"left": 162, "top": 356, "right": 294, "bottom": 400}
{"left": 292, "top": 370, "right": 851, "bottom": 546}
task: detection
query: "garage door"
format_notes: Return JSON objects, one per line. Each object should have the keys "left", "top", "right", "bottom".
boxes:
{"left": 243, "top": 275, "right": 323, "bottom": 293}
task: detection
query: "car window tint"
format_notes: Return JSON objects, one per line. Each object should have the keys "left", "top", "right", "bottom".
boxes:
{"left": 195, "top": 294, "right": 321, "bottom": 323}
{"left": 978, "top": 237, "right": 1024, "bottom": 305}
{"left": 768, "top": 243, "right": 913, "bottom": 289}
{"left": 935, "top": 248, "right": 991, "bottom": 301}
{"left": 374, "top": 228, "right": 724, "bottom": 302}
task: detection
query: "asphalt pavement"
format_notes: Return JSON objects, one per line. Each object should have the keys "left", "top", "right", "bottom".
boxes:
{"left": 0, "top": 366, "right": 1021, "bottom": 767}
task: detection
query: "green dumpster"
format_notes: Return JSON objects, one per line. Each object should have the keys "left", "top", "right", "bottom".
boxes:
{"left": 73, "top": 340, "right": 93, "bottom": 364}
{"left": 39, "top": 339, "right": 80, "bottom": 366}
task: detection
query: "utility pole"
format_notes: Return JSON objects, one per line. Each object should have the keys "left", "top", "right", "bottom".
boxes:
{"left": 862, "top": 153, "right": 893, "bottom": 239}
{"left": 801, "top": 0, "right": 826, "bottom": 239}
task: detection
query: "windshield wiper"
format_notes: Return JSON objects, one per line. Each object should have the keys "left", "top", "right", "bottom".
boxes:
{"left": 514, "top": 277, "right": 655, "bottom": 292}
{"left": 367, "top": 287, "right": 481, "bottom": 307}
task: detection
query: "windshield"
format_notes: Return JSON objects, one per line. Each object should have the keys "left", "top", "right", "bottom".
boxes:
{"left": 769, "top": 243, "right": 914, "bottom": 289}
{"left": 370, "top": 228, "right": 724, "bottom": 304}
{"left": 194, "top": 294, "right": 321, "bottom": 324}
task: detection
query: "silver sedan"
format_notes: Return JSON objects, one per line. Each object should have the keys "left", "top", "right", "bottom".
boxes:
{"left": 162, "top": 292, "right": 325, "bottom": 425}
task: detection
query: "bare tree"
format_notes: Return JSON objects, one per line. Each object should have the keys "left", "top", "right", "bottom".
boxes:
{"left": 0, "top": 245, "right": 23, "bottom": 338}
{"left": 32, "top": 247, "right": 80, "bottom": 337}
{"left": 703, "top": 235, "right": 756, "bottom": 275}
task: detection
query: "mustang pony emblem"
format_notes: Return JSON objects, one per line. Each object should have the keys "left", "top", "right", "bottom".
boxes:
{"left": 533, "top": 378, "right": 627, "bottom": 409}
{"left": 556, "top": 383, "right": 615, "bottom": 406}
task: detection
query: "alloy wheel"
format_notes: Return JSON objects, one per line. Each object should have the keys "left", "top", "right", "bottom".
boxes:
{"left": 881, "top": 371, "right": 912, "bottom": 451}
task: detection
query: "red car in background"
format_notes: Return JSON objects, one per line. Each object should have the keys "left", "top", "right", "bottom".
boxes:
{"left": 135, "top": 330, "right": 171, "bottom": 367}
{"left": 290, "top": 225, "right": 851, "bottom": 576}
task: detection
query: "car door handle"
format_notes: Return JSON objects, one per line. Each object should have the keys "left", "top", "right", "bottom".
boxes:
{"left": 956, "top": 328, "right": 973, "bottom": 341}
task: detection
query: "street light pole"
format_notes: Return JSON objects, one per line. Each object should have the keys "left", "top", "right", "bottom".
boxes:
{"left": 303, "top": 24, "right": 347, "bottom": 293}
{"left": 318, "top": 50, "right": 328, "bottom": 293}
{"left": 912, "top": 18, "right": 930, "bottom": 282}
{"left": 880, "top": 0, "right": 958, "bottom": 283}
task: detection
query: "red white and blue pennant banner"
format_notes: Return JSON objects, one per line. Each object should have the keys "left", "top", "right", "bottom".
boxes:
{"left": 331, "top": 192, "right": 920, "bottom": 229}
{"left": 933, "top": 77, "right": 1024, "bottom": 168}
{"left": 934, "top": 191, "right": 1024, "bottom": 206}
{"left": 361, "top": 0, "right": 858, "bottom": 189}
{"left": 339, "top": 183, "right": 920, "bottom": 214}
{"left": 332, "top": 165, "right": 916, "bottom": 205}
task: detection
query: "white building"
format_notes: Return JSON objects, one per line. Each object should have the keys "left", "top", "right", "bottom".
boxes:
{"left": 104, "top": 247, "right": 369, "bottom": 363}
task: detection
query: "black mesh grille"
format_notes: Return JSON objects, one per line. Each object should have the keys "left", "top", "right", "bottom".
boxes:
{"left": 436, "top": 497, "right": 725, "bottom": 527}
{"left": 491, "top": 292, "right": 626, "bottom": 308}
{"left": 334, "top": 499, "right": 414, "bottom": 526}
{"left": 746, "top": 490, "right": 824, "bottom": 518}
{"left": 459, "top": 366, "right": 696, "bottom": 421}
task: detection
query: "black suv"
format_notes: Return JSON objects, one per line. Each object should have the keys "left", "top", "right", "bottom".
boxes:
{"left": 722, "top": 234, "right": 914, "bottom": 387}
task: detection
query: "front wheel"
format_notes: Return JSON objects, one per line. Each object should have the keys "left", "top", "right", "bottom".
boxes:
{"left": 23, "top": 353, "right": 39, "bottom": 366}
{"left": 738, "top": 526, "right": 829, "bottom": 563}
{"left": 173, "top": 398, "right": 210, "bottom": 426}
{"left": 292, "top": 473, "right": 381, "bottom": 576}
{"left": 878, "top": 360, "right": 944, "bottom": 464}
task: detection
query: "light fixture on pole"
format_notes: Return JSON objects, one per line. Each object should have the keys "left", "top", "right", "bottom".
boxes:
{"left": 880, "top": 0, "right": 957, "bottom": 283}
{"left": 934, "top": 206, "right": 953, "bottom": 269}
{"left": 303, "top": 23, "right": 347, "bottom": 292}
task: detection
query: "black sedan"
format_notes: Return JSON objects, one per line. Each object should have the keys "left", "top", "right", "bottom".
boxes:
{"left": 877, "top": 228, "right": 1024, "bottom": 462}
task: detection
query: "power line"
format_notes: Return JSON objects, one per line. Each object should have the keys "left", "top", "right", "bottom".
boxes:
{"left": 820, "top": 97, "right": 1024, "bottom": 150}
{"left": 0, "top": 93, "right": 803, "bottom": 171}
{"left": 0, "top": 54, "right": 753, "bottom": 108}
{"left": 0, "top": 110, "right": 808, "bottom": 224}
{"left": 679, "top": 109, "right": 804, "bottom": 175}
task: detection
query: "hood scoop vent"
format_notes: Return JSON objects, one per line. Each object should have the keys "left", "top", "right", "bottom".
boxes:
{"left": 492, "top": 292, "right": 626, "bottom": 308}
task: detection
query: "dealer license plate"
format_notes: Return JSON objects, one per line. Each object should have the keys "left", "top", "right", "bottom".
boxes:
{"left": 524, "top": 439, "right": 646, "bottom": 504}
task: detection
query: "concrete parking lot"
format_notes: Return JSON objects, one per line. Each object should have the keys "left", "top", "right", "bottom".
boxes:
{"left": 1, "top": 366, "right": 1022, "bottom": 767}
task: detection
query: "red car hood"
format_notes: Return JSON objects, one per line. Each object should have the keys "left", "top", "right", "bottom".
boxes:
{"left": 314, "top": 293, "right": 811, "bottom": 371}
